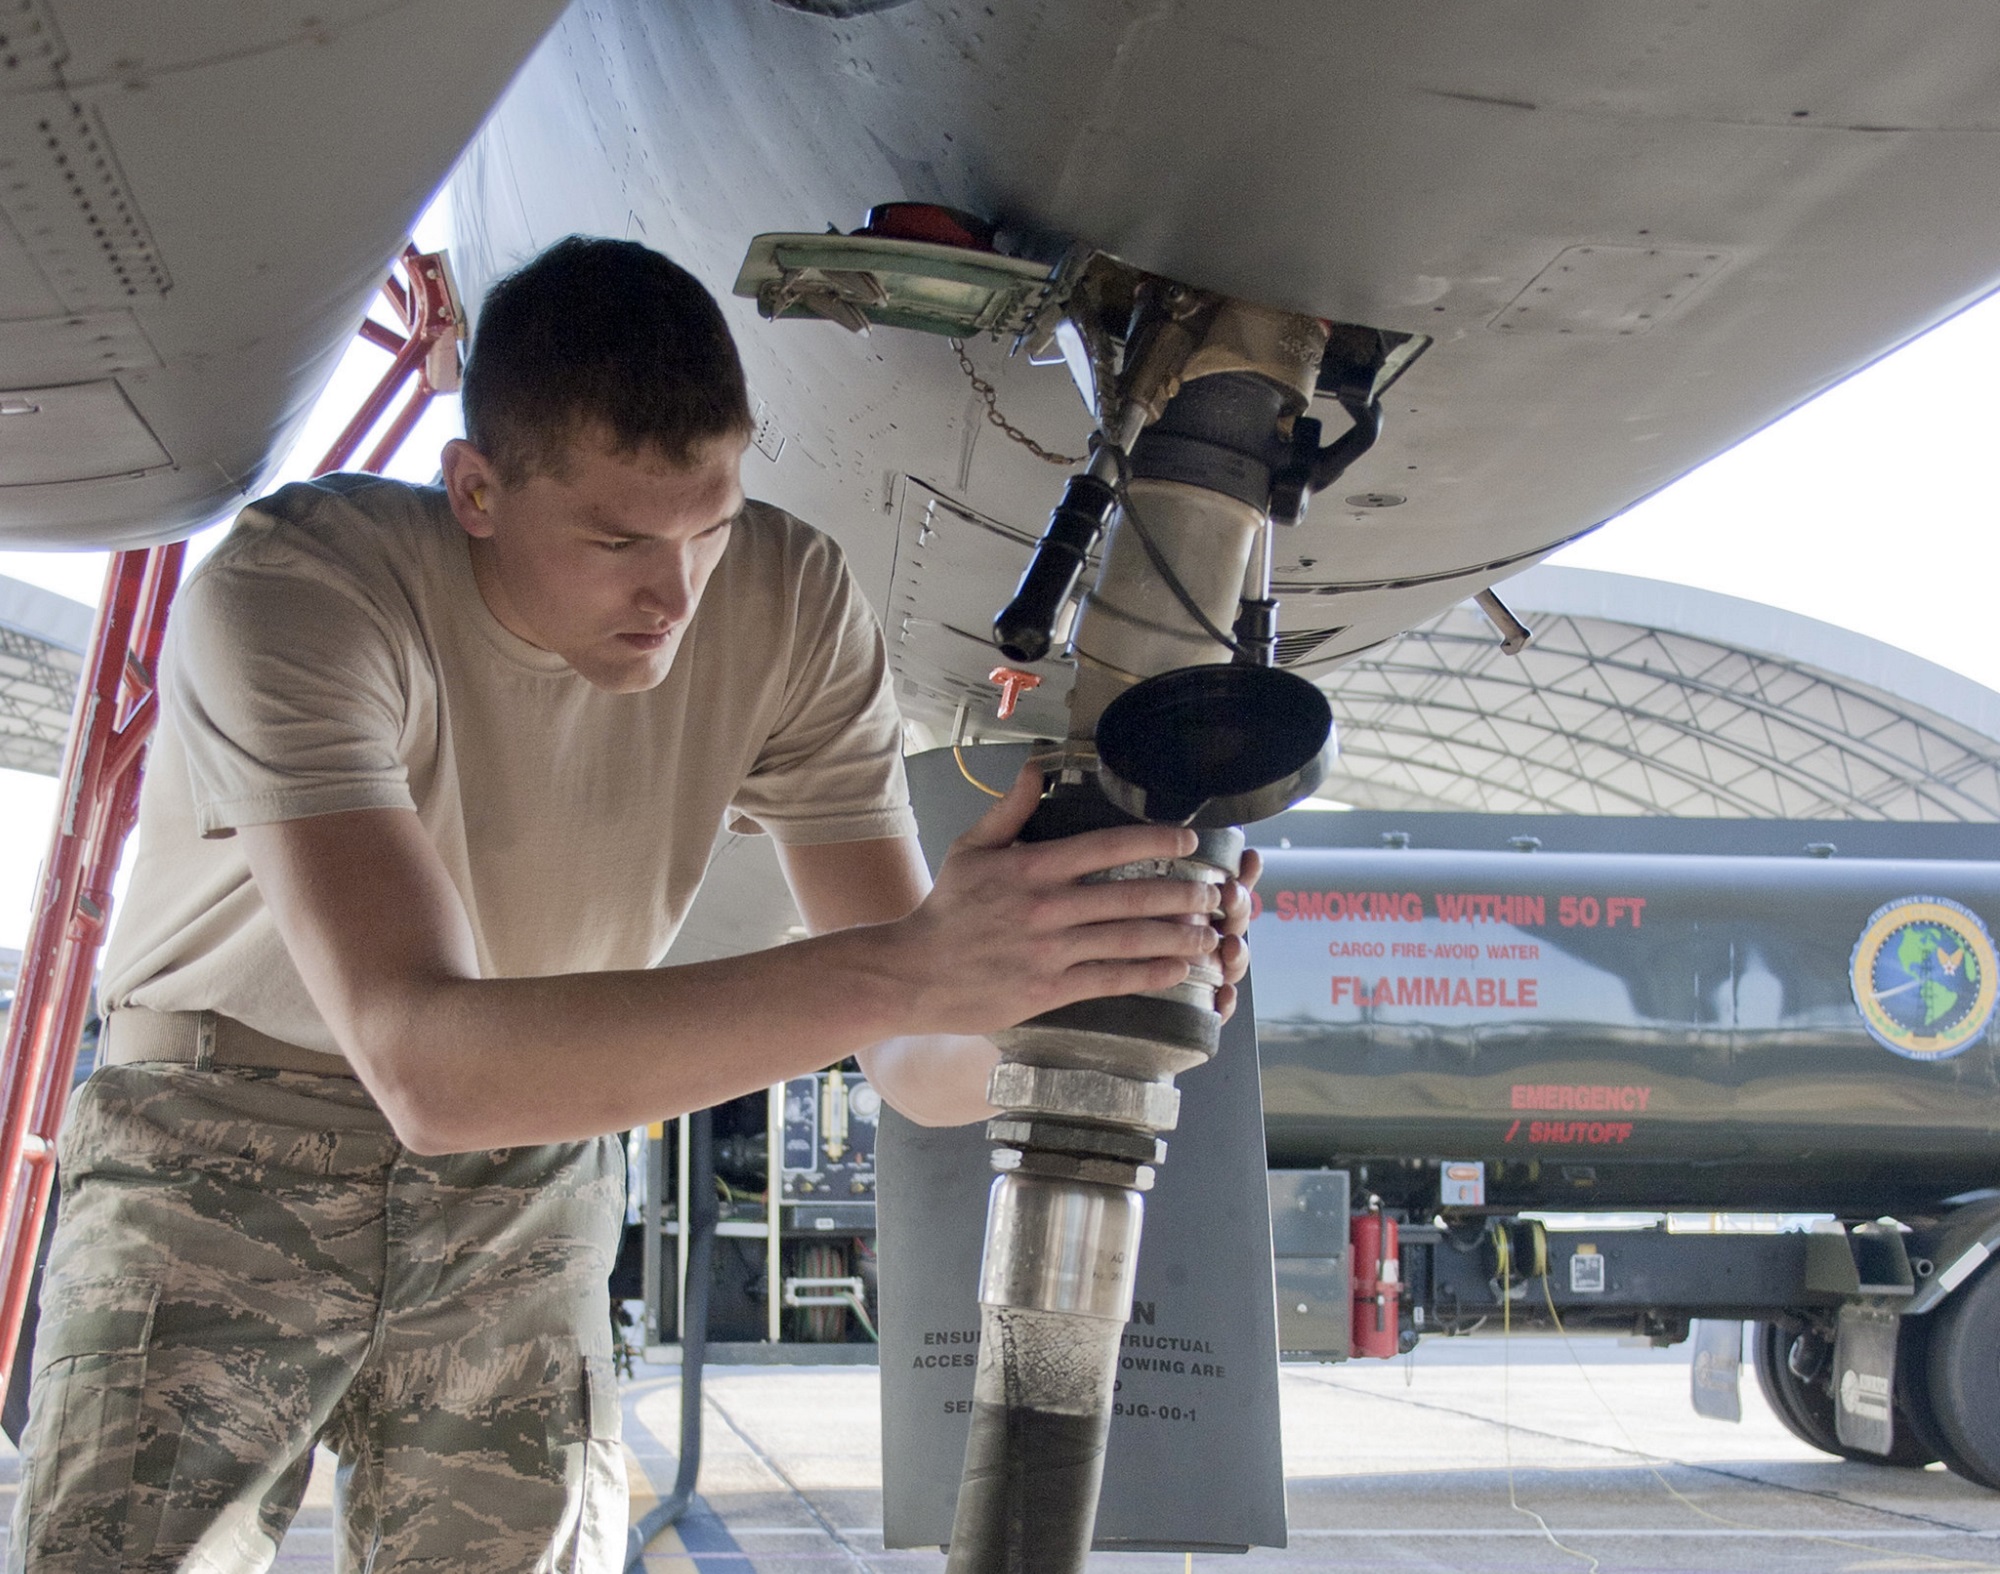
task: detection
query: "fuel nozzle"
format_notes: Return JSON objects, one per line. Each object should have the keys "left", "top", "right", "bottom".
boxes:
{"left": 992, "top": 472, "right": 1118, "bottom": 664}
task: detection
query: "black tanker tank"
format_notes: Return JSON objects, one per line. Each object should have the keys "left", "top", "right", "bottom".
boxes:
{"left": 1249, "top": 827, "right": 2000, "bottom": 1215}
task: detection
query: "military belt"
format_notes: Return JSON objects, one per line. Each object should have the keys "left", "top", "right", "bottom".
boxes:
{"left": 102, "top": 1008, "right": 357, "bottom": 1078}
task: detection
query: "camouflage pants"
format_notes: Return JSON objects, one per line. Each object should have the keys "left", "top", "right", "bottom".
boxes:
{"left": 9, "top": 1064, "right": 628, "bottom": 1573}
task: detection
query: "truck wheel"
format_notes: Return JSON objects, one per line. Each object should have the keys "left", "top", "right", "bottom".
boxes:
{"left": 1895, "top": 1314, "right": 1972, "bottom": 1476}
{"left": 1750, "top": 1321, "right": 1936, "bottom": 1468}
{"left": 1753, "top": 1321, "right": 1843, "bottom": 1454}
{"left": 1922, "top": 1263, "right": 2000, "bottom": 1490}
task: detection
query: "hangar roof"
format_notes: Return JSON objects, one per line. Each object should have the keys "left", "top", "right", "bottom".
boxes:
{"left": 1318, "top": 566, "right": 2000, "bottom": 821}
{"left": 0, "top": 576, "right": 90, "bottom": 779}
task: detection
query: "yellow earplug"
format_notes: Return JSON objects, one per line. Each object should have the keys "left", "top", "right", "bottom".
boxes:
{"left": 472, "top": 488, "right": 489, "bottom": 511}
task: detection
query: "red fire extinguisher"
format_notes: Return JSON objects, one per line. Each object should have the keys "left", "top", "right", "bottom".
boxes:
{"left": 1350, "top": 1197, "right": 1401, "bottom": 1359}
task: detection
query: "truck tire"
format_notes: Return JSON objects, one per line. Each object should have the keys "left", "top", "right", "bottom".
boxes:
{"left": 1894, "top": 1313, "right": 1971, "bottom": 1476}
{"left": 1750, "top": 1321, "right": 1936, "bottom": 1468}
{"left": 1922, "top": 1263, "right": 2000, "bottom": 1490}
{"left": 1752, "top": 1321, "right": 1842, "bottom": 1454}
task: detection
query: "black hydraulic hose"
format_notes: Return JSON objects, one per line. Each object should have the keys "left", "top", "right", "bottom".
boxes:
{"left": 1308, "top": 394, "right": 1383, "bottom": 494}
{"left": 625, "top": 1107, "right": 716, "bottom": 1572}
{"left": 993, "top": 472, "right": 1119, "bottom": 664}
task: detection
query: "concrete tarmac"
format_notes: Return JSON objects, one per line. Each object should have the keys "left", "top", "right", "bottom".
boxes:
{"left": 5, "top": 1336, "right": 1998, "bottom": 1571}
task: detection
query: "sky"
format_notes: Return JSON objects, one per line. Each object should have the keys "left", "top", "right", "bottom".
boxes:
{"left": 1549, "top": 287, "right": 2000, "bottom": 686}
{"left": 2, "top": 212, "right": 1998, "bottom": 951}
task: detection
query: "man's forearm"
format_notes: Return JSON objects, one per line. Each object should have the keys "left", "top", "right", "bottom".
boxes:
{"left": 355, "top": 925, "right": 909, "bottom": 1152}
{"left": 244, "top": 798, "right": 1225, "bottom": 1155}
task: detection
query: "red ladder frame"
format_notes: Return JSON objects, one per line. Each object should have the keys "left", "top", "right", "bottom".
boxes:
{"left": 0, "top": 244, "right": 465, "bottom": 1400}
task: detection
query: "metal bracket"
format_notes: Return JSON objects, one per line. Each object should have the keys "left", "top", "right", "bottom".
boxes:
{"left": 733, "top": 233, "right": 1058, "bottom": 338}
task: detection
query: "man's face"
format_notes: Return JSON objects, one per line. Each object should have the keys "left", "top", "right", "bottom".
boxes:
{"left": 445, "top": 428, "right": 747, "bottom": 693}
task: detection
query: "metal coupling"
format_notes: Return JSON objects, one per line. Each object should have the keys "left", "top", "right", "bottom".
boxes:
{"left": 983, "top": 1118, "right": 1166, "bottom": 1166}
{"left": 977, "top": 1171, "right": 1145, "bottom": 1320}
{"left": 987, "top": 1062, "right": 1182, "bottom": 1133}
{"left": 1078, "top": 855, "right": 1229, "bottom": 1010}
{"left": 992, "top": 1147, "right": 1156, "bottom": 1192}
{"left": 1083, "top": 855, "right": 1232, "bottom": 886}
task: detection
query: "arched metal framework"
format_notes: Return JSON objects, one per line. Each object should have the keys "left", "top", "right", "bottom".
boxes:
{"left": 1319, "top": 567, "right": 2000, "bottom": 821}
{"left": 0, "top": 579, "right": 90, "bottom": 779}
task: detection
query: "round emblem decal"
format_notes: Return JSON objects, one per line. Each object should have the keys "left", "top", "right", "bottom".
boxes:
{"left": 1849, "top": 896, "right": 1998, "bottom": 1061}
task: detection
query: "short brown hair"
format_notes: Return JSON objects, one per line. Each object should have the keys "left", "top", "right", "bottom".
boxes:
{"left": 462, "top": 236, "right": 753, "bottom": 484}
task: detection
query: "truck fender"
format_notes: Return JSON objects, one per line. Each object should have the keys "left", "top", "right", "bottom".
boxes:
{"left": 1902, "top": 1195, "right": 2000, "bottom": 1317}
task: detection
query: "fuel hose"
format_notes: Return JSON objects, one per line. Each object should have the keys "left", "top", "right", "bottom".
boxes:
{"left": 943, "top": 1171, "right": 1143, "bottom": 1574}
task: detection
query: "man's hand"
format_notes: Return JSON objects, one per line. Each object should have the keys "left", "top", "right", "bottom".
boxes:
{"left": 1214, "top": 845, "right": 1262, "bottom": 1024}
{"left": 839, "top": 764, "right": 1223, "bottom": 1039}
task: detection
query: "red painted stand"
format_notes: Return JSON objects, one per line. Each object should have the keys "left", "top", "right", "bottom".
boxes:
{"left": 0, "top": 244, "right": 464, "bottom": 1401}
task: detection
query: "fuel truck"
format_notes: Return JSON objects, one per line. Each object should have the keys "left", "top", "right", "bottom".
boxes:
{"left": 1249, "top": 809, "right": 2000, "bottom": 1493}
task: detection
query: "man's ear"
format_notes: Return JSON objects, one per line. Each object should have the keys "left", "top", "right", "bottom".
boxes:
{"left": 440, "top": 439, "right": 498, "bottom": 539}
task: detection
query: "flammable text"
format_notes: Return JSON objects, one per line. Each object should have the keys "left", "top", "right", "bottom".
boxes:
{"left": 1332, "top": 975, "right": 1538, "bottom": 1008}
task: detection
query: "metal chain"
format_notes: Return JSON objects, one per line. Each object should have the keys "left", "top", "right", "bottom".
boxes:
{"left": 948, "top": 337, "right": 1085, "bottom": 467}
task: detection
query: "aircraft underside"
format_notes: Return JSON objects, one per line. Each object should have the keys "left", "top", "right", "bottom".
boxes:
{"left": 450, "top": 0, "right": 2000, "bottom": 740}
{"left": 10, "top": 0, "right": 2000, "bottom": 1559}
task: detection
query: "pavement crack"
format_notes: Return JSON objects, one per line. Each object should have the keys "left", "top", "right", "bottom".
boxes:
{"left": 700, "top": 1387, "right": 875, "bottom": 1571}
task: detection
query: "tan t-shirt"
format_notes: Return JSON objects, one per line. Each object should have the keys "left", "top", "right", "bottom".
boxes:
{"left": 100, "top": 474, "right": 915, "bottom": 1057}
